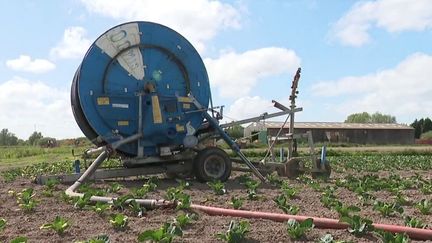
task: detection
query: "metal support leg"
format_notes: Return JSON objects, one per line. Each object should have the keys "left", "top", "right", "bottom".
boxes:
{"left": 190, "top": 96, "right": 266, "bottom": 182}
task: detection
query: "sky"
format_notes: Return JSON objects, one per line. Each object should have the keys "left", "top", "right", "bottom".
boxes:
{"left": 0, "top": 0, "right": 431, "bottom": 140}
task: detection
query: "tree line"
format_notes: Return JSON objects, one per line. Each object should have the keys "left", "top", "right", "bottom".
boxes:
{"left": 0, "top": 128, "right": 56, "bottom": 147}
{"left": 410, "top": 118, "right": 432, "bottom": 139}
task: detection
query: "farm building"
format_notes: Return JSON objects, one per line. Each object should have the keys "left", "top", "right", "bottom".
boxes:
{"left": 244, "top": 122, "right": 415, "bottom": 145}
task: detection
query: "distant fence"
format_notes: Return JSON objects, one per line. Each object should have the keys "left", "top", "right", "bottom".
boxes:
{"left": 415, "top": 139, "right": 432, "bottom": 145}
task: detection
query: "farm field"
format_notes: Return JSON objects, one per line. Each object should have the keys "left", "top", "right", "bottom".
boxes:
{"left": 1, "top": 152, "right": 432, "bottom": 242}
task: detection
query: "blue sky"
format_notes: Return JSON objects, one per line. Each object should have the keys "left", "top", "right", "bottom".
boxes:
{"left": 0, "top": 0, "right": 431, "bottom": 139}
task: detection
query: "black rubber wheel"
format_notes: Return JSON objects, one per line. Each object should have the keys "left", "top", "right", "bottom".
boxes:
{"left": 193, "top": 147, "right": 232, "bottom": 182}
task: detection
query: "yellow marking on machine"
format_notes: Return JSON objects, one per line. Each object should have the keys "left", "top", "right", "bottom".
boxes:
{"left": 152, "top": 95, "right": 163, "bottom": 124}
{"left": 176, "top": 124, "right": 185, "bottom": 132}
{"left": 183, "top": 103, "right": 191, "bottom": 109}
{"left": 117, "top": 120, "right": 129, "bottom": 126}
{"left": 97, "top": 97, "right": 110, "bottom": 105}
{"left": 177, "top": 96, "right": 192, "bottom": 103}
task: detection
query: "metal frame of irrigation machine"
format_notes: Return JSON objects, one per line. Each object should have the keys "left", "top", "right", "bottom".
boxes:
{"left": 37, "top": 68, "right": 331, "bottom": 185}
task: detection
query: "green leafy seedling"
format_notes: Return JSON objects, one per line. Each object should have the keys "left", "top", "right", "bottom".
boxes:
{"left": 110, "top": 214, "right": 128, "bottom": 230}
{"left": 416, "top": 199, "right": 432, "bottom": 215}
{"left": 286, "top": 218, "right": 314, "bottom": 240}
{"left": 0, "top": 218, "right": 6, "bottom": 231}
{"left": 334, "top": 205, "right": 360, "bottom": 217}
{"left": 112, "top": 195, "right": 133, "bottom": 211}
{"left": 207, "top": 180, "right": 226, "bottom": 195}
{"left": 274, "top": 195, "right": 299, "bottom": 214}
{"left": 373, "top": 201, "right": 404, "bottom": 217}
{"left": 106, "top": 182, "right": 123, "bottom": 193}
{"left": 129, "top": 199, "right": 145, "bottom": 217}
{"left": 394, "top": 193, "right": 412, "bottom": 206}
{"left": 340, "top": 215, "right": 374, "bottom": 236}
{"left": 404, "top": 216, "right": 427, "bottom": 229}
{"left": 74, "top": 192, "right": 92, "bottom": 209}
{"left": 17, "top": 188, "right": 37, "bottom": 212}
{"left": 217, "top": 220, "right": 250, "bottom": 243}
{"left": 40, "top": 216, "right": 70, "bottom": 234}
{"left": 174, "top": 212, "right": 196, "bottom": 228}
{"left": 92, "top": 201, "right": 111, "bottom": 215}
{"left": 230, "top": 196, "right": 244, "bottom": 209}
{"left": 165, "top": 186, "right": 191, "bottom": 210}
{"left": 266, "top": 173, "right": 282, "bottom": 187}
{"left": 138, "top": 222, "right": 183, "bottom": 243}
{"left": 76, "top": 234, "right": 110, "bottom": 243}
{"left": 281, "top": 181, "right": 297, "bottom": 199}
{"left": 375, "top": 230, "right": 409, "bottom": 243}
{"left": 10, "top": 236, "right": 28, "bottom": 243}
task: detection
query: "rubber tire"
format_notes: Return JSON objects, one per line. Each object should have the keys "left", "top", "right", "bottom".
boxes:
{"left": 193, "top": 147, "right": 232, "bottom": 182}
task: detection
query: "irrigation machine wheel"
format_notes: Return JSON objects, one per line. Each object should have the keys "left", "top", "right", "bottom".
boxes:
{"left": 193, "top": 147, "right": 232, "bottom": 182}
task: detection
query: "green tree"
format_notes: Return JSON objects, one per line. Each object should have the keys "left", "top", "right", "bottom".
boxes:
{"left": 226, "top": 125, "right": 244, "bottom": 139}
{"left": 28, "top": 131, "right": 43, "bottom": 146}
{"left": 370, "top": 112, "right": 396, "bottom": 123}
{"left": 423, "top": 118, "right": 432, "bottom": 133}
{"left": 410, "top": 118, "right": 432, "bottom": 139}
{"left": 0, "top": 128, "right": 19, "bottom": 146}
{"left": 344, "top": 112, "right": 371, "bottom": 123}
{"left": 345, "top": 112, "right": 396, "bottom": 123}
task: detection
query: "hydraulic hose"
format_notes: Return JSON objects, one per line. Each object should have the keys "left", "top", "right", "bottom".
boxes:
{"left": 190, "top": 204, "right": 432, "bottom": 240}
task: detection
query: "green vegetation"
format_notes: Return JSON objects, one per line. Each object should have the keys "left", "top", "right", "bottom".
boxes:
{"left": 207, "top": 180, "right": 226, "bottom": 195}
{"left": 0, "top": 218, "right": 6, "bottom": 231}
{"left": 92, "top": 201, "right": 111, "bottom": 215}
{"left": 76, "top": 235, "right": 110, "bottom": 243}
{"left": 286, "top": 218, "right": 314, "bottom": 240}
{"left": 375, "top": 231, "right": 409, "bottom": 243}
{"left": 16, "top": 188, "right": 37, "bottom": 212}
{"left": 165, "top": 185, "right": 191, "bottom": 210}
{"left": 110, "top": 214, "right": 128, "bottom": 230}
{"left": 230, "top": 196, "right": 244, "bottom": 209}
{"left": 10, "top": 236, "right": 28, "bottom": 243}
{"left": 404, "top": 216, "right": 427, "bottom": 229}
{"left": 274, "top": 194, "right": 299, "bottom": 214}
{"left": 344, "top": 112, "right": 396, "bottom": 123}
{"left": 138, "top": 222, "right": 182, "bottom": 243}
{"left": 373, "top": 201, "right": 404, "bottom": 217}
{"left": 411, "top": 117, "right": 432, "bottom": 138}
{"left": 340, "top": 215, "right": 374, "bottom": 236}
{"left": 416, "top": 199, "right": 432, "bottom": 215}
{"left": 217, "top": 220, "right": 250, "bottom": 243}
{"left": 174, "top": 213, "right": 196, "bottom": 228}
{"left": 40, "top": 216, "right": 70, "bottom": 234}
{"left": 0, "top": 128, "right": 20, "bottom": 146}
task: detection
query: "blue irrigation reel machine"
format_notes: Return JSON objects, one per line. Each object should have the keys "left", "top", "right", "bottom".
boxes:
{"left": 38, "top": 21, "right": 330, "bottom": 185}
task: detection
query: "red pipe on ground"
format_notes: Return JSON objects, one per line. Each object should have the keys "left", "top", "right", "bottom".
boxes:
{"left": 191, "top": 204, "right": 432, "bottom": 240}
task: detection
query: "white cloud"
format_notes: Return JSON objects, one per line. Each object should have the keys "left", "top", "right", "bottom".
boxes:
{"left": 311, "top": 52, "right": 432, "bottom": 120}
{"left": 0, "top": 77, "right": 83, "bottom": 139}
{"left": 79, "top": 0, "right": 242, "bottom": 52}
{"left": 223, "top": 96, "right": 276, "bottom": 122}
{"left": 50, "top": 26, "right": 91, "bottom": 59}
{"left": 331, "top": 0, "right": 432, "bottom": 46}
{"left": 204, "top": 47, "right": 301, "bottom": 98}
{"left": 5, "top": 55, "right": 55, "bottom": 74}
